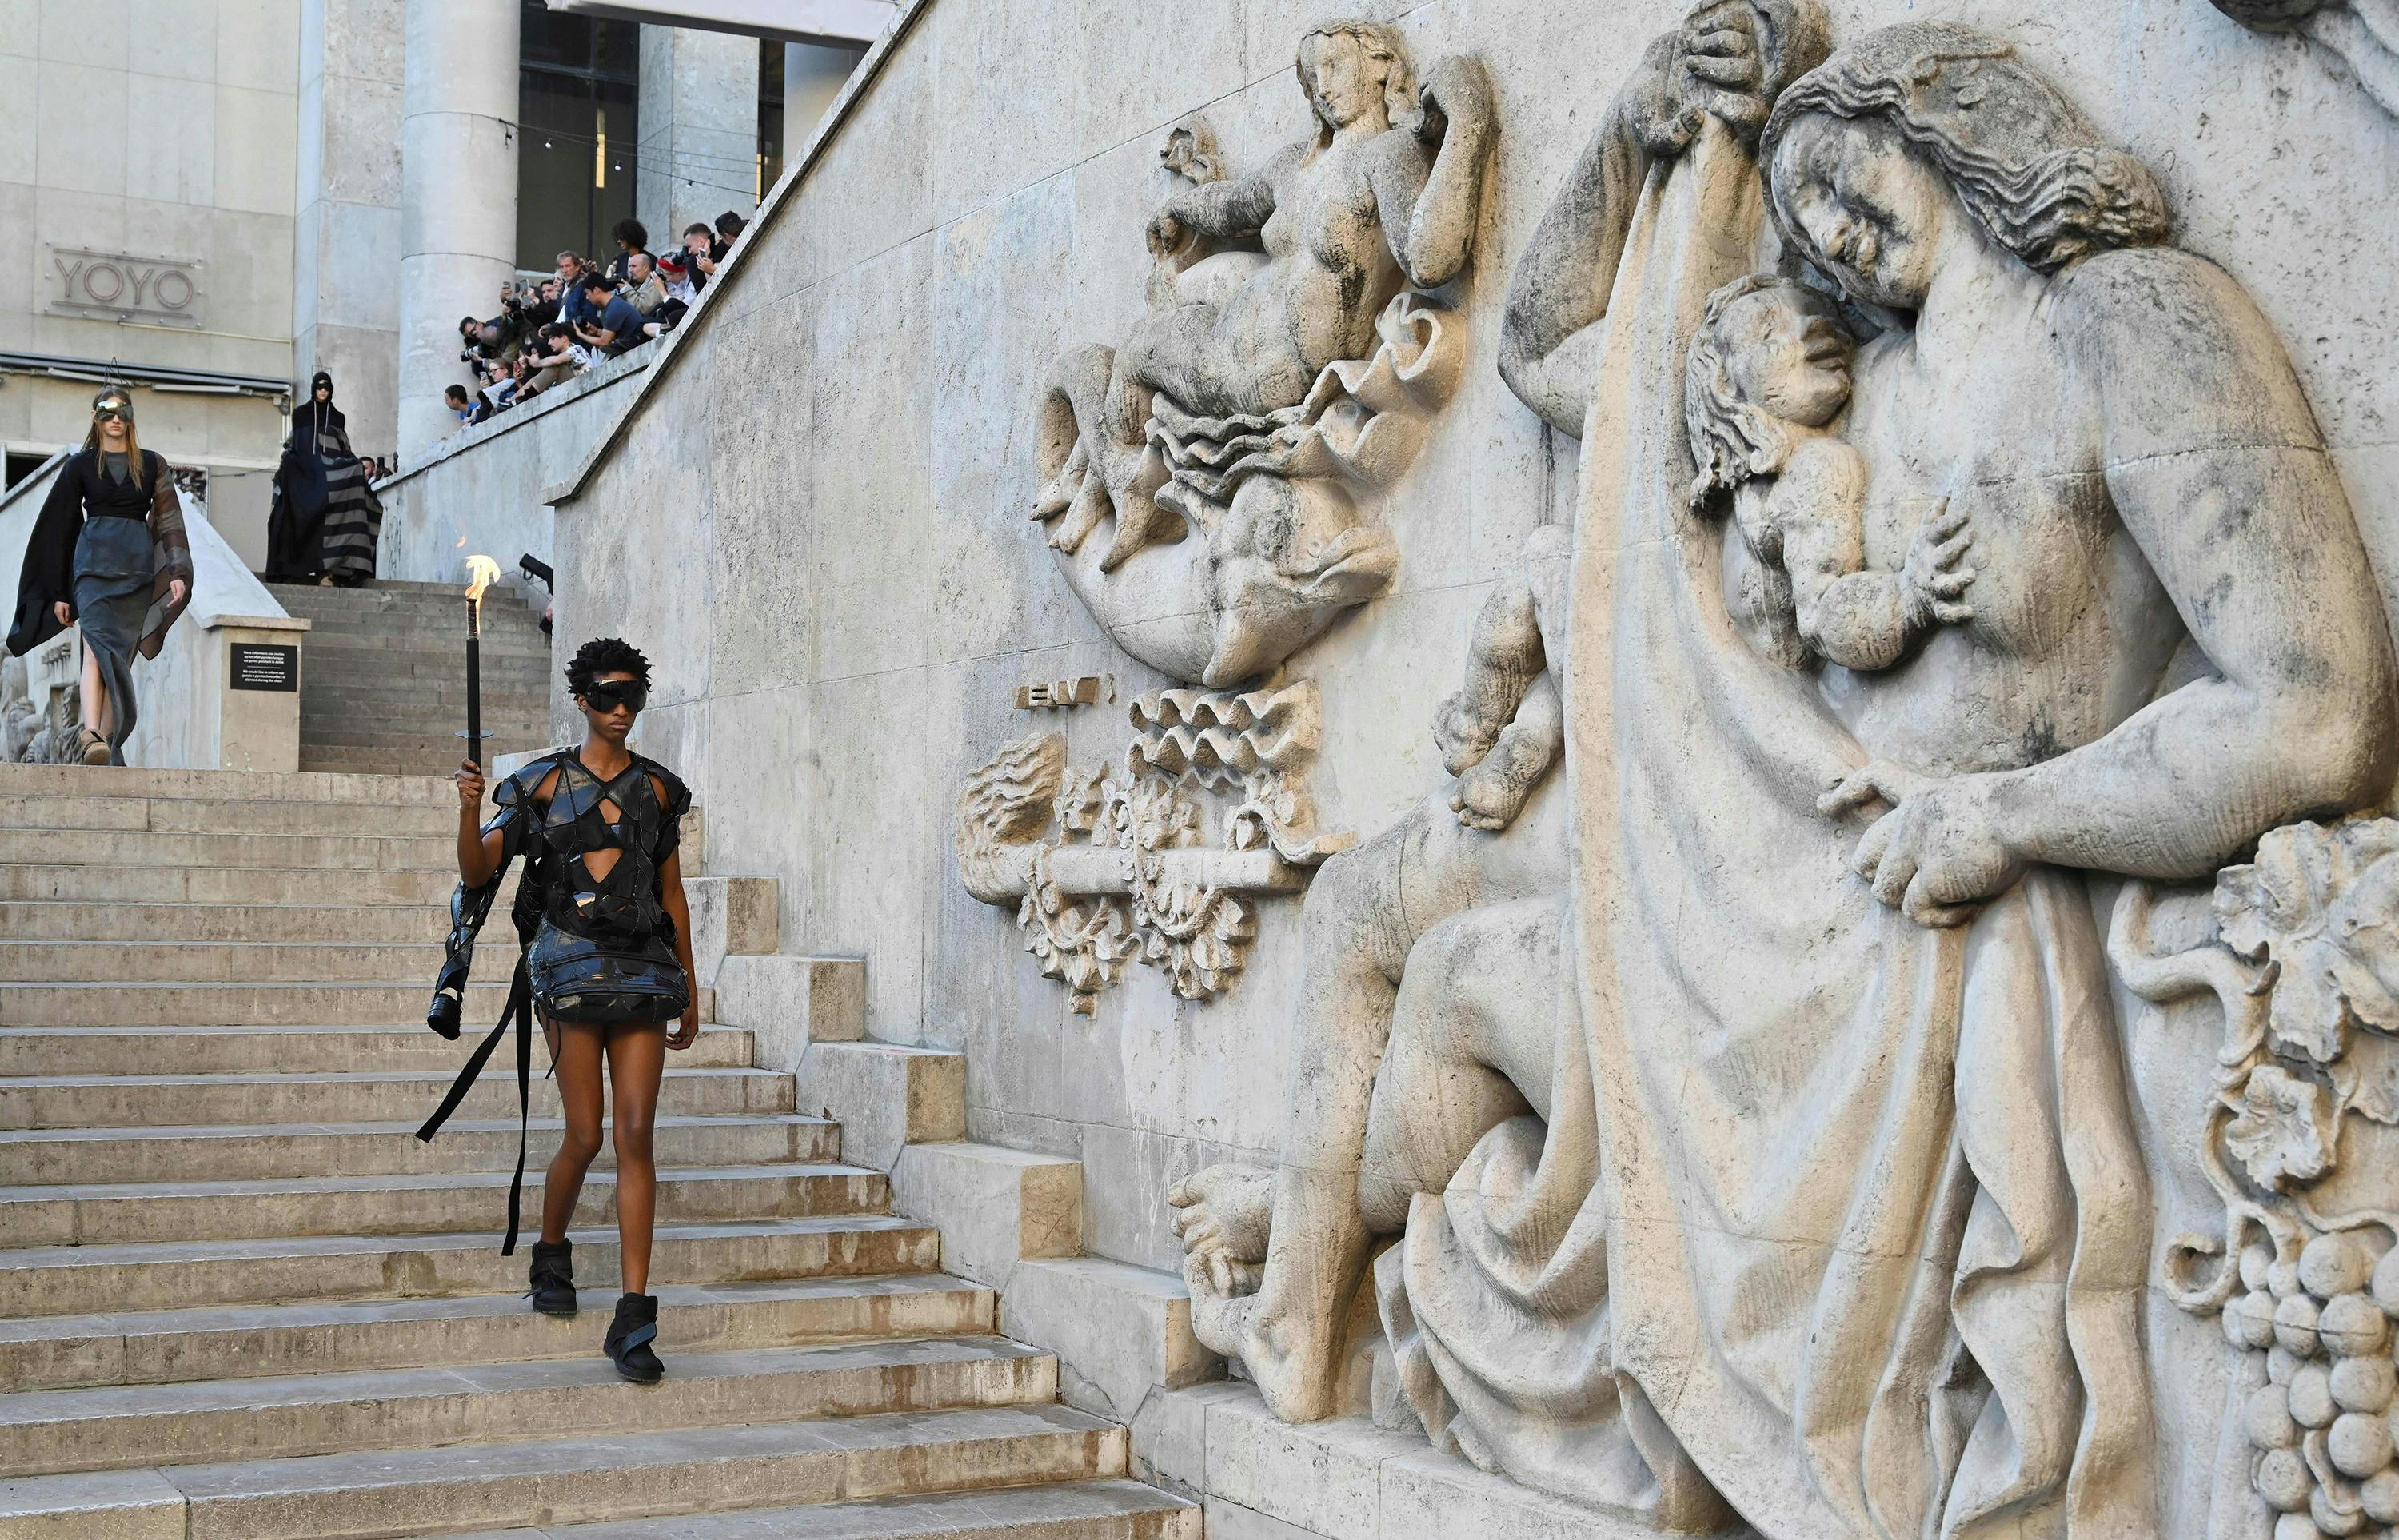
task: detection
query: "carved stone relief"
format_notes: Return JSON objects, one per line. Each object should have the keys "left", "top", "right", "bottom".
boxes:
{"left": 956, "top": 684, "right": 1328, "bottom": 1007}
{"left": 2116, "top": 823, "right": 2399, "bottom": 1537}
{"left": 2212, "top": 0, "right": 2399, "bottom": 115}
{"left": 960, "top": 19, "right": 1498, "bottom": 1014}
{"left": 1030, "top": 22, "right": 1493, "bottom": 688}
{"left": 956, "top": 683, "right": 1344, "bottom": 1013}
{"left": 1157, "top": 4, "right": 2399, "bottom": 1534}
{"left": 2, "top": 652, "right": 81, "bottom": 764}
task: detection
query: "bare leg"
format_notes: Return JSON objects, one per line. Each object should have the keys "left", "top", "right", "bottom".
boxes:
{"left": 1360, "top": 897, "right": 1566, "bottom": 1214}
{"left": 1183, "top": 780, "right": 1566, "bottom": 1422}
{"left": 77, "top": 644, "right": 107, "bottom": 739}
{"left": 540, "top": 1019, "right": 607, "bottom": 1246}
{"left": 605, "top": 1023, "right": 668, "bottom": 1295}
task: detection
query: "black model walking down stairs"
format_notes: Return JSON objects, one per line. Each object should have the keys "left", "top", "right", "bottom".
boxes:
{"left": 0, "top": 763, "right": 1197, "bottom": 1538}
{"left": 265, "top": 579, "right": 553, "bottom": 776}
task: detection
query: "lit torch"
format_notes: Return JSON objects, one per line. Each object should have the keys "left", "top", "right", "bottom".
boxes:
{"left": 462, "top": 555, "right": 501, "bottom": 771}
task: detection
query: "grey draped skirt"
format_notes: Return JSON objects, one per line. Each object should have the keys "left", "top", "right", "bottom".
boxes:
{"left": 72, "top": 516, "right": 154, "bottom": 764}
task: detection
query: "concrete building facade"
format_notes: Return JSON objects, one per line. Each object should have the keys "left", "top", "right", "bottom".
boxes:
{"left": 0, "top": 1, "right": 882, "bottom": 568}
{"left": 0, "top": 0, "right": 305, "bottom": 569}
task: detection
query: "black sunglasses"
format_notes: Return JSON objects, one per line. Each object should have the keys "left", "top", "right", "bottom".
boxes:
{"left": 581, "top": 679, "right": 647, "bottom": 713}
{"left": 93, "top": 405, "right": 129, "bottom": 422}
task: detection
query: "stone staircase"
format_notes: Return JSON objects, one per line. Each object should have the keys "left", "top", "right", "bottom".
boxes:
{"left": 0, "top": 763, "right": 1198, "bottom": 1538}
{"left": 265, "top": 580, "right": 553, "bottom": 777}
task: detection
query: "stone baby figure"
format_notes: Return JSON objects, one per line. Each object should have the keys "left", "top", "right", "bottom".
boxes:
{"left": 1685, "top": 273, "right": 1974, "bottom": 671}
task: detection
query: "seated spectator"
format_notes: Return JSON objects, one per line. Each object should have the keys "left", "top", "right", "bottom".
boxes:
{"left": 523, "top": 277, "right": 561, "bottom": 329}
{"left": 476, "top": 318, "right": 520, "bottom": 366}
{"left": 714, "top": 210, "right": 746, "bottom": 249}
{"left": 517, "top": 323, "right": 582, "bottom": 397}
{"left": 607, "top": 217, "right": 649, "bottom": 285}
{"left": 623, "top": 251, "right": 669, "bottom": 320}
{"left": 571, "top": 273, "right": 645, "bottom": 357}
{"left": 445, "top": 384, "right": 490, "bottom": 427}
{"left": 556, "top": 250, "right": 601, "bottom": 329}
{"left": 681, "top": 223, "right": 718, "bottom": 290}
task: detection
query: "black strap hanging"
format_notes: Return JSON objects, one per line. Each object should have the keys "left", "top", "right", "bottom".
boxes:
{"left": 417, "top": 954, "right": 536, "bottom": 1254}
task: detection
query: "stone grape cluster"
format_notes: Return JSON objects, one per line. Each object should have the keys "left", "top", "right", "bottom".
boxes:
{"left": 2228, "top": 1231, "right": 2399, "bottom": 1538}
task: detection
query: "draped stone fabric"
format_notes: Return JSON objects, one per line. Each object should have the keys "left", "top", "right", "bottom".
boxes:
{"left": 1378, "top": 113, "right": 2159, "bottom": 1538}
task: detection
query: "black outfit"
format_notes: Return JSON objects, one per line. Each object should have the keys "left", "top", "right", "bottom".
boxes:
{"left": 7, "top": 448, "right": 193, "bottom": 762}
{"left": 418, "top": 747, "right": 693, "bottom": 1252}
{"left": 267, "top": 373, "right": 382, "bottom": 584}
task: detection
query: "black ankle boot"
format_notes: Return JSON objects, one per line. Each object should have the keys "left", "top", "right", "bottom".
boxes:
{"left": 527, "top": 1239, "right": 577, "bottom": 1315}
{"left": 605, "top": 1291, "right": 663, "bottom": 1383}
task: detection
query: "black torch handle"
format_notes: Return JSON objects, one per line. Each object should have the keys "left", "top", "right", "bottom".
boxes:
{"left": 466, "top": 632, "right": 482, "bottom": 768}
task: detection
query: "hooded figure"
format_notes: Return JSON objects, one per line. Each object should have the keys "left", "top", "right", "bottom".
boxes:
{"left": 266, "top": 371, "right": 382, "bottom": 584}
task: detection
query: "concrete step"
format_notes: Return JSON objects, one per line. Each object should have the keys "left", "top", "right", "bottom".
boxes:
{"left": 0, "top": 901, "right": 453, "bottom": 943}
{"left": 0, "top": 1111, "right": 827, "bottom": 1185}
{"left": 297, "top": 728, "right": 548, "bottom": 755}
{"left": 270, "top": 592, "right": 551, "bottom": 627}
{"left": 300, "top": 633, "right": 552, "bottom": 666}
{"left": 0, "top": 1335, "right": 1055, "bottom": 1478}
{"left": 0, "top": 1216, "right": 939, "bottom": 1318}
{"left": 0, "top": 1402, "right": 1127, "bottom": 1539}
{"left": 301, "top": 684, "right": 548, "bottom": 715}
{"left": 0, "top": 1163, "right": 888, "bottom": 1247}
{"left": 448, "top": 1481, "right": 1200, "bottom": 1539}
{"left": 0, "top": 827, "right": 455, "bottom": 872}
{"left": 0, "top": 940, "right": 449, "bottom": 983}
{"left": 0, "top": 1273, "right": 997, "bottom": 1394}
{"left": 0, "top": 1024, "right": 757, "bottom": 1077}
{"left": 0, "top": 1064, "right": 792, "bottom": 1129}
{"left": 0, "top": 863, "right": 495, "bottom": 905}
{"left": 0, "top": 979, "right": 522, "bottom": 1027}
{"left": 0, "top": 763, "right": 457, "bottom": 807}
{"left": 285, "top": 656, "right": 548, "bottom": 684}
{"left": 302, "top": 739, "right": 542, "bottom": 768}
{"left": 0, "top": 793, "right": 461, "bottom": 838}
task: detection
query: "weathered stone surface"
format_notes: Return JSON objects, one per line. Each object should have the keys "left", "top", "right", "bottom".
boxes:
{"left": 794, "top": 1040, "right": 964, "bottom": 1171}
{"left": 889, "top": 1140, "right": 1084, "bottom": 1287}
{"left": 996, "top": 1259, "right": 1219, "bottom": 1426}
{"left": 481, "top": 0, "right": 2399, "bottom": 1530}
{"left": 715, "top": 953, "right": 865, "bottom": 1072}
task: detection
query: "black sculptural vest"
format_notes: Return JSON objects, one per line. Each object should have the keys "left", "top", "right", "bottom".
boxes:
{"left": 522, "top": 755, "right": 691, "bottom": 1024}
{"left": 416, "top": 748, "right": 692, "bottom": 1254}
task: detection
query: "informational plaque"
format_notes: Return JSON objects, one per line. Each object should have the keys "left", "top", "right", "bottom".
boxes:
{"left": 228, "top": 643, "right": 297, "bottom": 692}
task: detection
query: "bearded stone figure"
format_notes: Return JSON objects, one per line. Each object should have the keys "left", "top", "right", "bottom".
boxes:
{"left": 1166, "top": 4, "right": 2399, "bottom": 1534}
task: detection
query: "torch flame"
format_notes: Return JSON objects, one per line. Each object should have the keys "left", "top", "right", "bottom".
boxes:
{"left": 464, "top": 554, "right": 501, "bottom": 620}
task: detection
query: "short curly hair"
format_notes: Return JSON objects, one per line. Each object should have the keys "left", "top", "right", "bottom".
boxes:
{"left": 565, "top": 636, "right": 650, "bottom": 699}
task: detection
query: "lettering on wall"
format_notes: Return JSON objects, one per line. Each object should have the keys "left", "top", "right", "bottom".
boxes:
{"left": 42, "top": 246, "right": 205, "bottom": 329}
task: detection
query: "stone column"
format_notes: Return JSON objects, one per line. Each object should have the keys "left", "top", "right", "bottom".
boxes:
{"left": 395, "top": 0, "right": 521, "bottom": 464}
{"left": 637, "top": 26, "right": 760, "bottom": 249}
{"left": 784, "top": 40, "right": 865, "bottom": 163}
{"left": 296, "top": 0, "right": 406, "bottom": 464}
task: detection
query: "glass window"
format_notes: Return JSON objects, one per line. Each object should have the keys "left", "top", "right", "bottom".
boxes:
{"left": 516, "top": 1, "right": 642, "bottom": 272}
{"left": 759, "top": 39, "right": 784, "bottom": 199}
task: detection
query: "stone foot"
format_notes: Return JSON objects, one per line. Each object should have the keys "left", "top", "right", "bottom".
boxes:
{"left": 1184, "top": 1256, "right": 1347, "bottom": 1426}
{"left": 1434, "top": 686, "right": 1507, "bottom": 778}
{"left": 1168, "top": 1164, "right": 1274, "bottom": 1291}
{"left": 1451, "top": 715, "right": 1554, "bottom": 831}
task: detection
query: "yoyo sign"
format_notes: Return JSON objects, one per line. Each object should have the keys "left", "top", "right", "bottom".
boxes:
{"left": 44, "top": 246, "right": 204, "bottom": 328}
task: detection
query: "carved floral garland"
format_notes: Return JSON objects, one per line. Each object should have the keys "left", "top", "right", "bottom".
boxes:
{"left": 2111, "top": 816, "right": 2399, "bottom": 1536}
